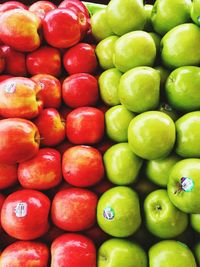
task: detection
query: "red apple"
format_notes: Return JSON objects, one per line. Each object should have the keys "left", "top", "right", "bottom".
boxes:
{"left": 29, "top": 1, "right": 56, "bottom": 20}
{"left": 26, "top": 46, "right": 61, "bottom": 77}
{"left": 63, "top": 43, "right": 97, "bottom": 75}
{"left": 18, "top": 148, "right": 62, "bottom": 190}
{"left": 0, "top": 1, "right": 27, "bottom": 16}
{"left": 51, "top": 233, "right": 96, "bottom": 267}
{"left": 51, "top": 187, "right": 98, "bottom": 231}
{"left": 66, "top": 107, "right": 105, "bottom": 144}
{"left": 0, "top": 193, "right": 5, "bottom": 230}
{"left": 43, "top": 8, "right": 81, "bottom": 48}
{"left": 0, "top": 118, "right": 40, "bottom": 164}
{"left": 1, "top": 189, "right": 50, "bottom": 240}
{"left": 62, "top": 73, "right": 99, "bottom": 108}
{"left": 0, "top": 49, "right": 5, "bottom": 74}
{"left": 62, "top": 145, "right": 104, "bottom": 187}
{"left": 0, "top": 75, "right": 13, "bottom": 82}
{"left": 31, "top": 74, "right": 62, "bottom": 109}
{"left": 0, "top": 163, "right": 18, "bottom": 189}
{"left": 0, "top": 241, "right": 49, "bottom": 267}
{"left": 0, "top": 77, "right": 43, "bottom": 119}
{"left": 0, "top": 9, "right": 41, "bottom": 52}
{"left": 33, "top": 108, "right": 65, "bottom": 147}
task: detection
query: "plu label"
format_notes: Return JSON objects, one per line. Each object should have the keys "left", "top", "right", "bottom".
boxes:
{"left": 5, "top": 82, "right": 16, "bottom": 94}
{"left": 103, "top": 206, "right": 115, "bottom": 220}
{"left": 180, "top": 177, "right": 194, "bottom": 192}
{"left": 15, "top": 202, "right": 28, "bottom": 218}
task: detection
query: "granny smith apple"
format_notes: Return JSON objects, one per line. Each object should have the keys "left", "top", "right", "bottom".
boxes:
{"left": 95, "top": 35, "right": 119, "bottom": 70}
{"left": 97, "top": 186, "right": 141, "bottom": 237}
{"left": 146, "top": 154, "right": 181, "bottom": 187}
{"left": 191, "top": 0, "right": 200, "bottom": 26}
{"left": 106, "top": 0, "right": 146, "bottom": 36}
{"left": 103, "top": 143, "right": 143, "bottom": 185}
{"left": 151, "top": 0, "right": 191, "bottom": 36}
{"left": 105, "top": 105, "right": 135, "bottom": 142}
{"left": 168, "top": 158, "right": 200, "bottom": 213}
{"left": 144, "top": 4, "right": 153, "bottom": 31}
{"left": 98, "top": 238, "right": 147, "bottom": 267}
{"left": 165, "top": 66, "right": 200, "bottom": 112}
{"left": 98, "top": 68, "right": 121, "bottom": 106}
{"left": 118, "top": 66, "right": 160, "bottom": 113}
{"left": 191, "top": 214, "right": 200, "bottom": 233}
{"left": 194, "top": 242, "right": 200, "bottom": 266}
{"left": 149, "top": 240, "right": 197, "bottom": 267}
{"left": 161, "top": 23, "right": 200, "bottom": 69}
{"left": 175, "top": 111, "right": 200, "bottom": 158}
{"left": 158, "top": 103, "right": 179, "bottom": 122}
{"left": 144, "top": 189, "right": 188, "bottom": 238}
{"left": 113, "top": 31, "right": 156, "bottom": 73}
{"left": 128, "top": 111, "right": 176, "bottom": 160}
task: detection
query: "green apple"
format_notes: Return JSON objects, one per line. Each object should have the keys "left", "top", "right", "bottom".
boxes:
{"left": 90, "top": 9, "right": 113, "bottom": 41}
{"left": 118, "top": 67, "right": 160, "bottom": 113}
{"left": 191, "top": 0, "right": 200, "bottom": 26}
{"left": 149, "top": 240, "right": 197, "bottom": 267}
{"left": 95, "top": 35, "right": 119, "bottom": 70}
{"left": 99, "top": 68, "right": 122, "bottom": 106}
{"left": 165, "top": 66, "right": 200, "bottom": 112}
{"left": 146, "top": 154, "right": 181, "bottom": 187}
{"left": 106, "top": 0, "right": 146, "bottom": 36}
{"left": 82, "top": 2, "right": 106, "bottom": 16}
{"left": 98, "top": 238, "right": 147, "bottom": 267}
{"left": 105, "top": 105, "right": 135, "bottom": 142}
{"left": 158, "top": 103, "right": 179, "bottom": 122}
{"left": 103, "top": 143, "right": 143, "bottom": 185}
{"left": 161, "top": 23, "right": 200, "bottom": 69}
{"left": 175, "top": 111, "right": 200, "bottom": 158}
{"left": 113, "top": 31, "right": 156, "bottom": 73}
{"left": 151, "top": 0, "right": 191, "bottom": 36}
{"left": 97, "top": 186, "right": 141, "bottom": 237}
{"left": 191, "top": 214, "right": 200, "bottom": 233}
{"left": 144, "top": 189, "right": 188, "bottom": 238}
{"left": 194, "top": 242, "right": 200, "bottom": 266}
{"left": 128, "top": 111, "right": 176, "bottom": 160}
{"left": 144, "top": 4, "right": 153, "bottom": 31}
{"left": 167, "top": 158, "right": 200, "bottom": 214}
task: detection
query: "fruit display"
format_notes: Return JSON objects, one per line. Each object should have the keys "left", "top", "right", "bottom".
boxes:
{"left": 0, "top": 0, "right": 200, "bottom": 266}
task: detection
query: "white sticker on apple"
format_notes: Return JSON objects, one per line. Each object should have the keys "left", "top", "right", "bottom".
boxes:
{"left": 103, "top": 207, "right": 115, "bottom": 220}
{"left": 180, "top": 177, "right": 194, "bottom": 192}
{"left": 15, "top": 202, "right": 28, "bottom": 218}
{"left": 5, "top": 83, "right": 16, "bottom": 94}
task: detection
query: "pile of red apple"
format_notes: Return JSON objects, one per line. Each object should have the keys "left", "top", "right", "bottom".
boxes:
{"left": 0, "top": 0, "right": 200, "bottom": 266}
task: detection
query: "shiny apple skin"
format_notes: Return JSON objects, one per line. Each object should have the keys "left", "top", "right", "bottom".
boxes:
{"left": 0, "top": 1, "right": 27, "bottom": 15}
{"left": 29, "top": 1, "right": 56, "bottom": 20}
{"left": 0, "top": 162, "right": 18, "bottom": 189}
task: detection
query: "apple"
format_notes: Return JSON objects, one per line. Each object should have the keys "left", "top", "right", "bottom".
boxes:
{"left": 62, "top": 145, "right": 104, "bottom": 187}
{"left": 0, "top": 1, "right": 27, "bottom": 15}
{"left": 161, "top": 23, "right": 200, "bottom": 69}
{"left": 26, "top": 46, "right": 61, "bottom": 77}
{"left": 29, "top": 1, "right": 56, "bottom": 20}
{"left": 194, "top": 242, "right": 200, "bottom": 266}
{"left": 1, "top": 189, "right": 50, "bottom": 240}
{"left": 113, "top": 31, "right": 156, "bottom": 73}
{"left": 0, "top": 241, "right": 49, "bottom": 267}
{"left": 0, "top": 49, "right": 5, "bottom": 74}
{"left": 149, "top": 240, "right": 197, "bottom": 267}
{"left": 167, "top": 158, "right": 200, "bottom": 213}
{"left": 0, "top": 193, "right": 5, "bottom": 230}
{"left": 191, "top": 0, "right": 200, "bottom": 26}
{"left": 51, "top": 233, "right": 96, "bottom": 267}
{"left": 51, "top": 187, "right": 98, "bottom": 231}
{"left": 0, "top": 9, "right": 41, "bottom": 52}
{"left": 0, "top": 74, "right": 13, "bottom": 82}
{"left": 66, "top": 107, "right": 104, "bottom": 144}
{"left": 103, "top": 143, "right": 143, "bottom": 185}
{"left": 128, "top": 111, "right": 176, "bottom": 160}
{"left": 0, "top": 118, "right": 40, "bottom": 164}
{"left": 191, "top": 214, "right": 200, "bottom": 233}
{"left": 62, "top": 73, "right": 99, "bottom": 108}
{"left": 144, "top": 4, "right": 153, "bottom": 31}
{"left": 118, "top": 66, "right": 160, "bottom": 113}
{"left": 98, "top": 238, "right": 147, "bottom": 267}
{"left": 144, "top": 189, "right": 188, "bottom": 238}
{"left": 97, "top": 186, "right": 141, "bottom": 237}
{"left": 0, "top": 162, "right": 18, "bottom": 189}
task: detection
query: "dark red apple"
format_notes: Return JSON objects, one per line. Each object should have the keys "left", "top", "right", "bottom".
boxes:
{"left": 0, "top": 163, "right": 18, "bottom": 189}
{"left": 29, "top": 1, "right": 56, "bottom": 20}
{"left": 0, "top": 75, "right": 13, "bottom": 82}
{"left": 0, "top": 49, "right": 5, "bottom": 74}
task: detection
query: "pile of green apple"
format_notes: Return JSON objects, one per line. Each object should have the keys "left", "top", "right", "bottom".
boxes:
{"left": 88, "top": 0, "right": 200, "bottom": 266}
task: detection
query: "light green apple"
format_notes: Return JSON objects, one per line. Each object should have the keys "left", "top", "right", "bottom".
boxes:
{"left": 82, "top": 2, "right": 106, "bottom": 16}
{"left": 191, "top": 0, "right": 200, "bottom": 26}
{"left": 144, "top": 189, "right": 188, "bottom": 238}
{"left": 98, "top": 238, "right": 147, "bottom": 267}
{"left": 165, "top": 66, "right": 200, "bottom": 112}
{"left": 105, "top": 105, "right": 135, "bottom": 142}
{"left": 191, "top": 214, "right": 200, "bottom": 233}
{"left": 151, "top": 0, "right": 191, "bottom": 36}
{"left": 95, "top": 35, "right": 119, "bottom": 70}
{"left": 106, "top": 0, "right": 146, "bottom": 36}
{"left": 168, "top": 158, "right": 200, "bottom": 214}
{"left": 149, "top": 240, "right": 197, "bottom": 267}
{"left": 146, "top": 154, "right": 181, "bottom": 187}
{"left": 194, "top": 242, "right": 200, "bottom": 266}
{"left": 98, "top": 68, "right": 122, "bottom": 106}
{"left": 113, "top": 31, "right": 156, "bottom": 73}
{"left": 161, "top": 23, "right": 200, "bottom": 69}
{"left": 97, "top": 186, "right": 141, "bottom": 237}
{"left": 144, "top": 4, "right": 153, "bottom": 31}
{"left": 118, "top": 67, "right": 160, "bottom": 113}
{"left": 158, "top": 103, "right": 179, "bottom": 122}
{"left": 175, "top": 111, "right": 200, "bottom": 158}
{"left": 103, "top": 143, "right": 143, "bottom": 185}
{"left": 128, "top": 111, "right": 176, "bottom": 160}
